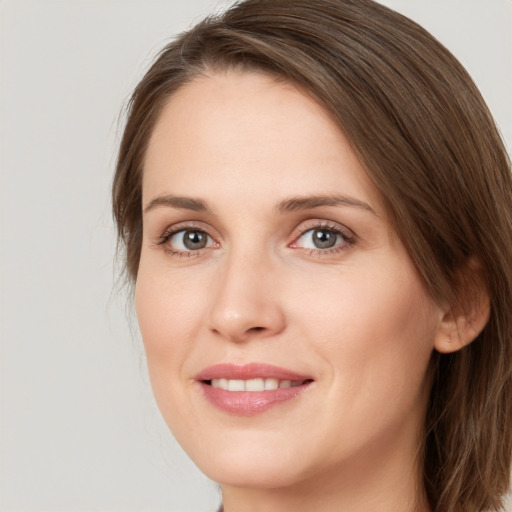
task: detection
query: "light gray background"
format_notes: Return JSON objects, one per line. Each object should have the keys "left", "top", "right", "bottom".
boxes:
{"left": 1, "top": 1, "right": 511, "bottom": 511}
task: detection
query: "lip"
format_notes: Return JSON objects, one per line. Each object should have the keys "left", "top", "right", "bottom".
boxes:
{"left": 195, "top": 363, "right": 314, "bottom": 416}
{"left": 195, "top": 362, "right": 312, "bottom": 382}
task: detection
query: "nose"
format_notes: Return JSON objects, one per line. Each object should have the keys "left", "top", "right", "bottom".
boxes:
{"left": 207, "top": 249, "right": 286, "bottom": 343}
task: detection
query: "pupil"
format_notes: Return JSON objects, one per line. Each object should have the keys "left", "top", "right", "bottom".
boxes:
{"left": 313, "top": 229, "right": 337, "bottom": 249}
{"left": 184, "top": 230, "right": 207, "bottom": 250}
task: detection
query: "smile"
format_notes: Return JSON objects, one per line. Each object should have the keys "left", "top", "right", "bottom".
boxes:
{"left": 209, "top": 378, "right": 306, "bottom": 391}
{"left": 195, "top": 363, "right": 314, "bottom": 415}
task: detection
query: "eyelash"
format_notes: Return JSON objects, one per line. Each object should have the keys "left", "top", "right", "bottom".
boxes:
{"left": 155, "top": 221, "right": 356, "bottom": 258}
{"left": 290, "top": 221, "right": 356, "bottom": 256}
{"left": 156, "top": 223, "right": 216, "bottom": 258}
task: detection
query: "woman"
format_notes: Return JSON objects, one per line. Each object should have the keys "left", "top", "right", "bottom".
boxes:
{"left": 112, "top": 0, "right": 512, "bottom": 511}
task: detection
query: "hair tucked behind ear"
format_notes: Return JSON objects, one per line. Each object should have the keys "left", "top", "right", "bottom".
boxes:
{"left": 113, "top": 1, "right": 512, "bottom": 510}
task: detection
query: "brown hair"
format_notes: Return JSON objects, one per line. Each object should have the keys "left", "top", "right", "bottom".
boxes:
{"left": 112, "top": 0, "right": 512, "bottom": 510}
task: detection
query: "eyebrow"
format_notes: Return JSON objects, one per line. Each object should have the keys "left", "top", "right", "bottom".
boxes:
{"left": 276, "top": 194, "right": 377, "bottom": 216}
{"left": 143, "top": 193, "right": 376, "bottom": 216}
{"left": 143, "top": 195, "right": 208, "bottom": 213}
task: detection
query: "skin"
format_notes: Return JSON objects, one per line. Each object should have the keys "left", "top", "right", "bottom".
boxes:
{"left": 136, "top": 70, "right": 452, "bottom": 512}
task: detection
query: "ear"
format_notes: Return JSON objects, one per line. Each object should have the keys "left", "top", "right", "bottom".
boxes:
{"left": 434, "top": 262, "right": 490, "bottom": 354}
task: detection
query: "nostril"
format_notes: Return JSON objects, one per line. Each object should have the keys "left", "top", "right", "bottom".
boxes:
{"left": 249, "top": 326, "right": 265, "bottom": 332}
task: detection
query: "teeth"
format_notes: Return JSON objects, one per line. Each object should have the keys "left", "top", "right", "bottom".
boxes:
{"left": 210, "top": 378, "right": 304, "bottom": 391}
{"left": 246, "top": 378, "right": 265, "bottom": 391}
{"left": 227, "top": 379, "right": 245, "bottom": 391}
{"left": 264, "top": 378, "right": 279, "bottom": 390}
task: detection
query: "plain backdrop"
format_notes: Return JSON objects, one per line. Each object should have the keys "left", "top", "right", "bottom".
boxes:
{"left": 1, "top": 1, "right": 511, "bottom": 511}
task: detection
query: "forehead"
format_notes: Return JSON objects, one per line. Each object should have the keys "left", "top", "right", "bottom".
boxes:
{"left": 143, "top": 70, "right": 383, "bottom": 214}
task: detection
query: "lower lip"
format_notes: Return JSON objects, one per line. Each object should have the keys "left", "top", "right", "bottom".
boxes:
{"left": 198, "top": 382, "right": 313, "bottom": 416}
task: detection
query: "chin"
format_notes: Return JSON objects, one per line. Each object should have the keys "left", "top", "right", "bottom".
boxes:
{"left": 199, "top": 455, "right": 305, "bottom": 489}
{"left": 179, "top": 432, "right": 312, "bottom": 489}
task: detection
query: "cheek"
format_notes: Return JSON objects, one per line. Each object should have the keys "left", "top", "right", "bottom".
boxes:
{"left": 288, "top": 256, "right": 436, "bottom": 348}
{"left": 288, "top": 257, "right": 438, "bottom": 413}
{"left": 288, "top": 268, "right": 437, "bottom": 472}
{"left": 134, "top": 264, "right": 214, "bottom": 436}
{"left": 134, "top": 265, "right": 205, "bottom": 383}
{"left": 346, "top": 276, "right": 436, "bottom": 399}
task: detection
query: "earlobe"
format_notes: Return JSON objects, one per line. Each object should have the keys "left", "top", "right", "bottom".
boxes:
{"left": 434, "top": 270, "right": 490, "bottom": 354}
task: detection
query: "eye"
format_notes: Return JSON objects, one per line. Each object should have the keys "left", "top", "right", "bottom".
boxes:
{"left": 290, "top": 223, "right": 355, "bottom": 253}
{"left": 164, "top": 229, "right": 215, "bottom": 252}
{"left": 300, "top": 228, "right": 340, "bottom": 249}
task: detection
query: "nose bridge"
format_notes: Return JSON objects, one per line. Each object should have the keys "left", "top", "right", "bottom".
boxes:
{"left": 207, "top": 242, "right": 285, "bottom": 342}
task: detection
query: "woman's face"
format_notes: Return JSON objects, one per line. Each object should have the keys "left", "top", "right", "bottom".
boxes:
{"left": 136, "top": 70, "right": 444, "bottom": 491}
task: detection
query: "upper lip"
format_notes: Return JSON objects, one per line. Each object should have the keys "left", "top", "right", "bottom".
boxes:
{"left": 195, "top": 363, "right": 313, "bottom": 382}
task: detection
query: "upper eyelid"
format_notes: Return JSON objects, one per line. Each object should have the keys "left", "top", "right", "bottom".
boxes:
{"left": 290, "top": 225, "right": 354, "bottom": 247}
{"left": 158, "top": 217, "right": 355, "bottom": 235}
{"left": 291, "top": 219, "right": 356, "bottom": 239}
{"left": 159, "top": 218, "right": 352, "bottom": 236}
{"left": 160, "top": 220, "right": 218, "bottom": 238}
